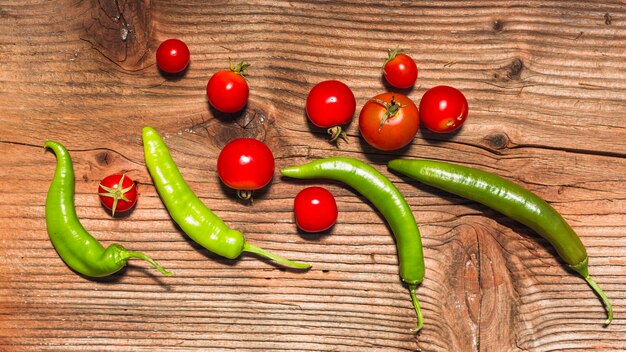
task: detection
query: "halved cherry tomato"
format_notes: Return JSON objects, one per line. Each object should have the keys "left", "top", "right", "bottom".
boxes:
{"left": 217, "top": 138, "right": 274, "bottom": 201}
{"left": 419, "top": 85, "right": 468, "bottom": 133}
{"left": 305, "top": 80, "right": 356, "bottom": 143}
{"left": 358, "top": 92, "right": 419, "bottom": 151}
{"left": 156, "top": 39, "right": 190, "bottom": 74}
{"left": 294, "top": 187, "right": 338, "bottom": 233}
{"left": 207, "top": 61, "right": 250, "bottom": 113}
{"left": 383, "top": 48, "right": 418, "bottom": 89}
{"left": 98, "top": 174, "right": 138, "bottom": 217}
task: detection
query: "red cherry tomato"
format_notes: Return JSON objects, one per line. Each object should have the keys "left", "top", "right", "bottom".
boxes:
{"left": 419, "top": 85, "right": 468, "bottom": 133}
{"left": 359, "top": 92, "right": 419, "bottom": 151}
{"left": 383, "top": 48, "right": 418, "bottom": 89}
{"left": 217, "top": 138, "right": 274, "bottom": 201}
{"left": 294, "top": 187, "right": 338, "bottom": 233}
{"left": 305, "top": 80, "right": 356, "bottom": 142}
{"left": 98, "top": 174, "right": 138, "bottom": 217}
{"left": 207, "top": 61, "right": 250, "bottom": 113}
{"left": 156, "top": 39, "right": 190, "bottom": 74}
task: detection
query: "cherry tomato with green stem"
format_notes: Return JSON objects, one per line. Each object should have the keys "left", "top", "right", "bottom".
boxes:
{"left": 98, "top": 174, "right": 138, "bottom": 217}
{"left": 207, "top": 60, "right": 250, "bottom": 113}
{"left": 306, "top": 80, "right": 356, "bottom": 143}
{"left": 156, "top": 39, "right": 190, "bottom": 74}
{"left": 217, "top": 138, "right": 274, "bottom": 201}
{"left": 294, "top": 187, "right": 338, "bottom": 233}
{"left": 359, "top": 92, "right": 419, "bottom": 151}
{"left": 419, "top": 85, "right": 468, "bottom": 133}
{"left": 383, "top": 48, "right": 418, "bottom": 89}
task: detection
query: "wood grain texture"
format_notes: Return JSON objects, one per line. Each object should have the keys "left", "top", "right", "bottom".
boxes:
{"left": 1, "top": 0, "right": 625, "bottom": 351}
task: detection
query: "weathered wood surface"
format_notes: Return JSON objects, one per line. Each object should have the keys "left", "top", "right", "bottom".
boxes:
{"left": 1, "top": 1, "right": 625, "bottom": 351}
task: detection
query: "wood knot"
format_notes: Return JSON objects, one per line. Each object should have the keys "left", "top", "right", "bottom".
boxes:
{"left": 507, "top": 59, "right": 524, "bottom": 80}
{"left": 213, "top": 107, "right": 271, "bottom": 149}
{"left": 492, "top": 19, "right": 504, "bottom": 32}
{"left": 604, "top": 12, "right": 612, "bottom": 25}
{"left": 82, "top": 0, "right": 152, "bottom": 71}
{"left": 483, "top": 133, "right": 509, "bottom": 150}
{"left": 96, "top": 151, "right": 113, "bottom": 166}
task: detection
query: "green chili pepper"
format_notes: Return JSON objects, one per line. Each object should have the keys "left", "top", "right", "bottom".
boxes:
{"left": 44, "top": 141, "right": 171, "bottom": 278}
{"left": 280, "top": 157, "right": 425, "bottom": 331}
{"left": 388, "top": 158, "right": 613, "bottom": 325}
{"left": 142, "top": 127, "right": 310, "bottom": 269}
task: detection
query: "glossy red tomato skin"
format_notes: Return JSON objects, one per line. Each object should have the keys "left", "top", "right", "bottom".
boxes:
{"left": 305, "top": 80, "right": 356, "bottom": 128}
{"left": 156, "top": 39, "right": 190, "bottom": 74}
{"left": 419, "top": 85, "right": 468, "bottom": 133}
{"left": 217, "top": 138, "right": 274, "bottom": 191}
{"left": 358, "top": 93, "right": 420, "bottom": 151}
{"left": 207, "top": 71, "right": 249, "bottom": 113}
{"left": 98, "top": 174, "right": 138, "bottom": 214}
{"left": 384, "top": 53, "right": 418, "bottom": 89}
{"left": 294, "top": 187, "right": 338, "bottom": 233}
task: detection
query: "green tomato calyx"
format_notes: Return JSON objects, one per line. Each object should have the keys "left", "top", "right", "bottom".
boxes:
{"left": 327, "top": 126, "right": 348, "bottom": 144}
{"left": 382, "top": 46, "right": 403, "bottom": 74}
{"left": 372, "top": 96, "right": 405, "bottom": 130}
{"left": 99, "top": 174, "right": 134, "bottom": 217}
{"left": 229, "top": 58, "right": 250, "bottom": 76}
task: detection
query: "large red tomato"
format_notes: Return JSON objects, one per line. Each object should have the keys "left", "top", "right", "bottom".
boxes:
{"left": 358, "top": 93, "right": 419, "bottom": 151}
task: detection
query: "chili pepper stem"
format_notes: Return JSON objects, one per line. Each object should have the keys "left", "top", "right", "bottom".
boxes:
{"left": 583, "top": 275, "right": 613, "bottom": 325}
{"left": 408, "top": 284, "right": 424, "bottom": 333}
{"left": 123, "top": 251, "right": 172, "bottom": 276}
{"left": 243, "top": 242, "right": 311, "bottom": 269}
{"left": 571, "top": 258, "right": 613, "bottom": 325}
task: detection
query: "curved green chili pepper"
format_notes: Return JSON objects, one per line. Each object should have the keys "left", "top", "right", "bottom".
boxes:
{"left": 388, "top": 158, "right": 613, "bottom": 325}
{"left": 281, "top": 157, "right": 425, "bottom": 331}
{"left": 142, "top": 127, "right": 310, "bottom": 269}
{"left": 44, "top": 141, "right": 171, "bottom": 278}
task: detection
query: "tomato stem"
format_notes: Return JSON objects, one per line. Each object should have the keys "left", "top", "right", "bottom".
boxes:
{"left": 327, "top": 126, "right": 348, "bottom": 144}
{"left": 98, "top": 174, "right": 134, "bottom": 217}
{"left": 243, "top": 242, "right": 311, "bottom": 269}
{"left": 236, "top": 189, "right": 254, "bottom": 203}
{"left": 382, "top": 46, "right": 402, "bottom": 74}
{"left": 229, "top": 58, "right": 250, "bottom": 76}
{"left": 371, "top": 96, "right": 404, "bottom": 130}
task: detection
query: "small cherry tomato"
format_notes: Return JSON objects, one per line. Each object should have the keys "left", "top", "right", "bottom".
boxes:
{"left": 419, "top": 85, "right": 468, "bottom": 133}
{"left": 217, "top": 138, "right": 274, "bottom": 201}
{"left": 294, "top": 187, "right": 338, "bottom": 233}
{"left": 207, "top": 60, "right": 250, "bottom": 113}
{"left": 98, "top": 174, "right": 138, "bottom": 217}
{"left": 383, "top": 48, "right": 418, "bottom": 89}
{"left": 359, "top": 92, "right": 419, "bottom": 151}
{"left": 305, "top": 80, "right": 356, "bottom": 143}
{"left": 156, "top": 39, "right": 190, "bottom": 74}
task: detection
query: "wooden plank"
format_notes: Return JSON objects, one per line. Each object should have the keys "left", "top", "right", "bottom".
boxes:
{"left": 0, "top": 0, "right": 625, "bottom": 351}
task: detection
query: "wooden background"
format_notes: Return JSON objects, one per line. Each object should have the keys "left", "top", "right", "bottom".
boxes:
{"left": 1, "top": 0, "right": 625, "bottom": 351}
